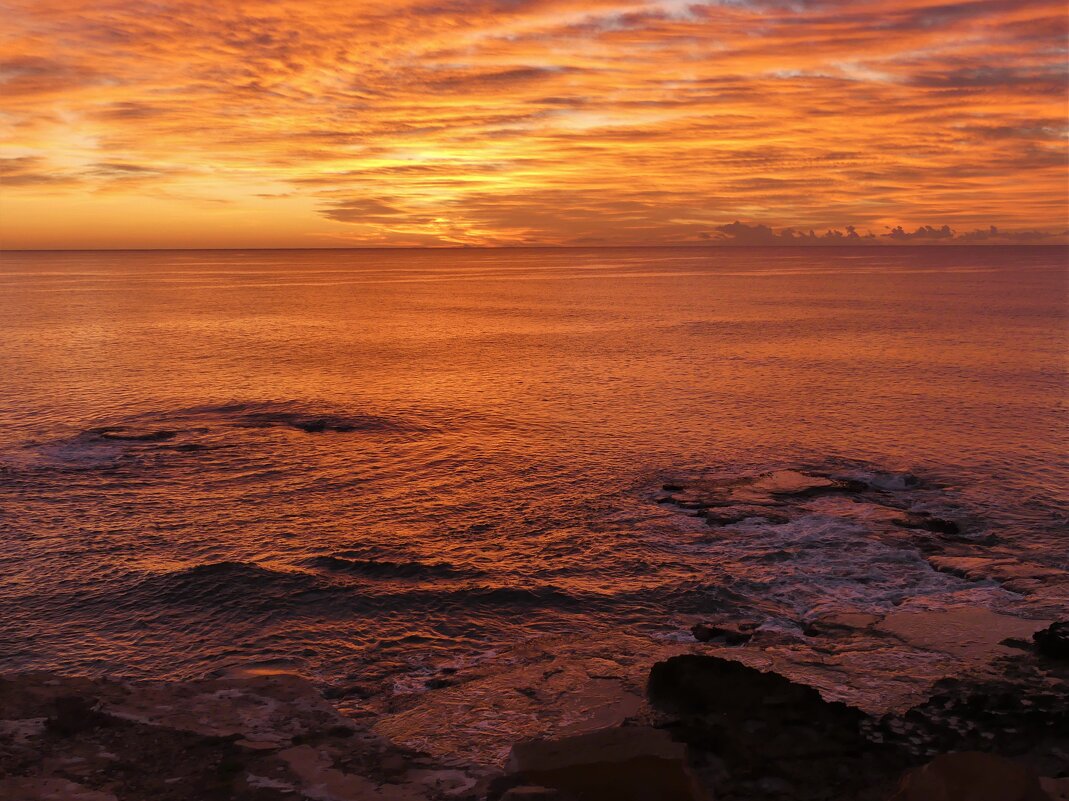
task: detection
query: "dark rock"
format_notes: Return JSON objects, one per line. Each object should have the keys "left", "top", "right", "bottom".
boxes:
{"left": 1000, "top": 637, "right": 1034, "bottom": 651}
{"left": 691, "top": 623, "right": 753, "bottom": 645}
{"left": 704, "top": 507, "right": 789, "bottom": 527}
{"left": 923, "top": 518, "right": 961, "bottom": 535}
{"left": 646, "top": 654, "right": 912, "bottom": 799}
{"left": 1033, "top": 621, "right": 1069, "bottom": 659}
{"left": 888, "top": 752, "right": 1048, "bottom": 801}
{"left": 46, "top": 694, "right": 108, "bottom": 737}
{"left": 94, "top": 428, "right": 178, "bottom": 442}
{"left": 500, "top": 787, "right": 563, "bottom": 800}
{"left": 892, "top": 516, "right": 961, "bottom": 536}
{"left": 663, "top": 484, "right": 686, "bottom": 492}
{"left": 769, "top": 476, "right": 866, "bottom": 498}
{"left": 505, "top": 726, "right": 709, "bottom": 801}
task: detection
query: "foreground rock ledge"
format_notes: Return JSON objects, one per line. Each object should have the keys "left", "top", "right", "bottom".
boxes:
{"left": 2, "top": 640, "right": 1066, "bottom": 801}
{"left": 0, "top": 672, "right": 473, "bottom": 801}
{"left": 498, "top": 726, "right": 709, "bottom": 801}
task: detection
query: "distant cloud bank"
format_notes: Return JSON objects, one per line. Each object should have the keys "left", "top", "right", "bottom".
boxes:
{"left": 704, "top": 222, "right": 1067, "bottom": 246}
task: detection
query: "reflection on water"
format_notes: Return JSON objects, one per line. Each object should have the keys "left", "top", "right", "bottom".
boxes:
{"left": 0, "top": 246, "right": 1065, "bottom": 694}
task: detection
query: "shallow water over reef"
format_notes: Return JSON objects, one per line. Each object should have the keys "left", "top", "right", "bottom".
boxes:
{"left": 0, "top": 246, "right": 1065, "bottom": 711}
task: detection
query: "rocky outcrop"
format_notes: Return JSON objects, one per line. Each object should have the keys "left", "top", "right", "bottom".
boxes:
{"left": 644, "top": 647, "right": 1069, "bottom": 801}
{"left": 645, "top": 654, "right": 909, "bottom": 799}
{"left": 499, "top": 726, "right": 709, "bottom": 801}
{"left": 1033, "top": 622, "right": 1069, "bottom": 660}
{"left": 0, "top": 672, "right": 476, "bottom": 801}
{"left": 887, "top": 752, "right": 1049, "bottom": 801}
{"left": 690, "top": 623, "right": 755, "bottom": 645}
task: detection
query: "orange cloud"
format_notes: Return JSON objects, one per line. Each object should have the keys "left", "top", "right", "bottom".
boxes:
{"left": 1, "top": 0, "right": 1066, "bottom": 248}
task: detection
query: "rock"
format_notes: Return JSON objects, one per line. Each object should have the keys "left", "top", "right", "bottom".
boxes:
{"left": 755, "top": 776, "right": 795, "bottom": 795}
{"left": 0, "top": 672, "right": 438, "bottom": 801}
{"left": 93, "top": 428, "right": 178, "bottom": 442}
{"left": 873, "top": 607, "right": 1049, "bottom": 660}
{"left": 0, "top": 777, "right": 119, "bottom": 800}
{"left": 647, "top": 655, "right": 860, "bottom": 728}
{"left": 892, "top": 516, "right": 961, "bottom": 536}
{"left": 500, "top": 787, "right": 562, "bottom": 800}
{"left": 690, "top": 623, "right": 753, "bottom": 645}
{"left": 703, "top": 506, "right": 789, "bottom": 526}
{"left": 1041, "top": 777, "right": 1069, "bottom": 801}
{"left": 505, "top": 726, "right": 709, "bottom": 801}
{"left": 888, "top": 752, "right": 1048, "bottom": 801}
{"left": 646, "top": 655, "right": 910, "bottom": 800}
{"left": 46, "top": 694, "right": 108, "bottom": 736}
{"left": 803, "top": 612, "right": 881, "bottom": 637}
{"left": 1033, "top": 621, "right": 1069, "bottom": 659}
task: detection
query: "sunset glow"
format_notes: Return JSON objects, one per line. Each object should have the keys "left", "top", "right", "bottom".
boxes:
{"left": 2, "top": 0, "right": 1068, "bottom": 248}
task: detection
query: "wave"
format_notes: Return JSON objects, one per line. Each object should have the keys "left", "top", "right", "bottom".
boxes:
{"left": 130, "top": 561, "right": 328, "bottom": 608}
{"left": 306, "top": 554, "right": 483, "bottom": 580}
{"left": 115, "top": 560, "right": 594, "bottom": 619}
{"left": 181, "top": 401, "right": 423, "bottom": 435}
{"left": 86, "top": 427, "right": 180, "bottom": 442}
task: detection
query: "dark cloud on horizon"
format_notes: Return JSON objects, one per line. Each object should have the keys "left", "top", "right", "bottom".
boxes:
{"left": 705, "top": 220, "right": 1065, "bottom": 245}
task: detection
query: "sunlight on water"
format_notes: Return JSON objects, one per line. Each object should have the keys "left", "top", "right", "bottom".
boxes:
{"left": 0, "top": 246, "right": 1065, "bottom": 690}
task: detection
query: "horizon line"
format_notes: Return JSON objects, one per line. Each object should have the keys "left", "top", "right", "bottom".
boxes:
{"left": 3, "top": 243, "right": 1068, "bottom": 254}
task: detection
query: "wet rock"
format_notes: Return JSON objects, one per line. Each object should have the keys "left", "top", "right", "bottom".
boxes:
{"left": 892, "top": 516, "right": 961, "bottom": 536}
{"left": 504, "top": 726, "right": 709, "bottom": 801}
{"left": 92, "top": 427, "right": 178, "bottom": 442}
{"left": 888, "top": 752, "right": 1048, "bottom": 801}
{"left": 690, "top": 623, "right": 753, "bottom": 645}
{"left": 927, "top": 557, "right": 1067, "bottom": 589}
{"left": 0, "top": 777, "right": 119, "bottom": 801}
{"left": 0, "top": 672, "right": 456, "bottom": 801}
{"left": 703, "top": 507, "right": 789, "bottom": 527}
{"left": 873, "top": 607, "right": 1049, "bottom": 661}
{"left": 46, "top": 694, "right": 109, "bottom": 736}
{"left": 1033, "top": 621, "right": 1069, "bottom": 659}
{"left": 1041, "top": 777, "right": 1069, "bottom": 801}
{"left": 873, "top": 662, "right": 1069, "bottom": 765}
{"left": 802, "top": 612, "right": 881, "bottom": 638}
{"left": 500, "top": 786, "right": 562, "bottom": 800}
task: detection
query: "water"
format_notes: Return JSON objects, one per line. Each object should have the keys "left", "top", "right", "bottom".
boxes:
{"left": 0, "top": 246, "right": 1066, "bottom": 697}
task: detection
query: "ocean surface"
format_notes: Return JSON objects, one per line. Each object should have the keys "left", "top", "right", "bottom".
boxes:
{"left": 1, "top": 246, "right": 1066, "bottom": 704}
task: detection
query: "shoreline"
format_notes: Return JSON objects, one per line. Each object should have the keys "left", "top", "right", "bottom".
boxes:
{"left": 3, "top": 617, "right": 1066, "bottom": 801}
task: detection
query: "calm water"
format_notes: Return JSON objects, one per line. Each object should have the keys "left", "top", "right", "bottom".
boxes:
{"left": 0, "top": 247, "right": 1066, "bottom": 690}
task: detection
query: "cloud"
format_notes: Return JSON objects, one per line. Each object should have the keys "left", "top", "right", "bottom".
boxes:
{"left": 321, "top": 198, "right": 424, "bottom": 224}
{"left": 883, "top": 224, "right": 955, "bottom": 241}
{"left": 0, "top": 56, "right": 105, "bottom": 96}
{"left": 705, "top": 221, "right": 1065, "bottom": 245}
{"left": 1, "top": 0, "right": 1067, "bottom": 247}
{"left": 0, "top": 156, "right": 77, "bottom": 187}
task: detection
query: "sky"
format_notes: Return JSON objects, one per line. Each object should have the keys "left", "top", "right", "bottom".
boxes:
{"left": 1, "top": 0, "right": 1067, "bottom": 249}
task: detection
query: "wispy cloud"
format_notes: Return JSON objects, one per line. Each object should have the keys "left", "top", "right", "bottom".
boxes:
{"left": 1, "top": 0, "right": 1066, "bottom": 247}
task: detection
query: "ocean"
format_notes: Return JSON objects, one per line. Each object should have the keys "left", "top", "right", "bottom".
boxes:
{"left": 1, "top": 246, "right": 1065, "bottom": 730}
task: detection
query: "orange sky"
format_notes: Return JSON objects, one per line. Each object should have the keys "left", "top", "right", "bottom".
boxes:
{"left": 1, "top": 0, "right": 1067, "bottom": 248}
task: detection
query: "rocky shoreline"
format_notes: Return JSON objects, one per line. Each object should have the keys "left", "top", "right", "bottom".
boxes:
{"left": 3, "top": 618, "right": 1066, "bottom": 801}
{"left": 4, "top": 468, "right": 1067, "bottom": 799}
